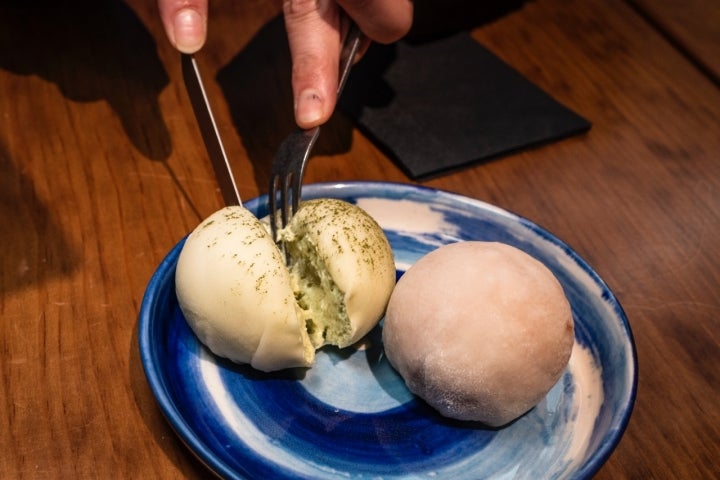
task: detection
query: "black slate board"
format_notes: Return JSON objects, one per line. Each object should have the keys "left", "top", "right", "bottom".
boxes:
{"left": 339, "top": 33, "right": 591, "bottom": 179}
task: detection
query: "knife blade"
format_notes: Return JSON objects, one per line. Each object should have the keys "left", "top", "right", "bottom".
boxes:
{"left": 181, "top": 54, "right": 242, "bottom": 206}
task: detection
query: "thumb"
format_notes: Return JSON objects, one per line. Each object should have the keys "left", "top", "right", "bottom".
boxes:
{"left": 157, "top": 0, "right": 208, "bottom": 53}
{"left": 283, "top": 0, "right": 342, "bottom": 129}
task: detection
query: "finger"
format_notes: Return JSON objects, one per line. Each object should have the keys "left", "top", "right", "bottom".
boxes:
{"left": 337, "top": 0, "right": 413, "bottom": 44}
{"left": 157, "top": 0, "right": 208, "bottom": 53}
{"left": 283, "top": 0, "right": 343, "bottom": 129}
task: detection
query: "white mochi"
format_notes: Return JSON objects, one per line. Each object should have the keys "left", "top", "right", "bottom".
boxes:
{"left": 175, "top": 199, "right": 395, "bottom": 372}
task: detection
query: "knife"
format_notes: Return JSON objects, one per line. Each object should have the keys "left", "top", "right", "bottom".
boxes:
{"left": 181, "top": 54, "right": 242, "bottom": 206}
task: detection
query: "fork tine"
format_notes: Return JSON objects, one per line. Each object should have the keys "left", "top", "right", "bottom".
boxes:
{"left": 268, "top": 173, "right": 279, "bottom": 238}
{"left": 281, "top": 164, "right": 293, "bottom": 226}
{"left": 269, "top": 127, "right": 320, "bottom": 241}
{"left": 288, "top": 149, "right": 305, "bottom": 217}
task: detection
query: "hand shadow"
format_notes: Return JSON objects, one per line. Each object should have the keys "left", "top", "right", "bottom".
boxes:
{"left": 0, "top": 0, "right": 171, "bottom": 161}
{"left": 0, "top": 143, "right": 79, "bottom": 295}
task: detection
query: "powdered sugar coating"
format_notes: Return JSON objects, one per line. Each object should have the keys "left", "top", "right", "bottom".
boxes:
{"left": 383, "top": 241, "right": 574, "bottom": 427}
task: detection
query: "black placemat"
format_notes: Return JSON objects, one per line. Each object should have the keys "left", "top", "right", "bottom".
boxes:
{"left": 339, "top": 33, "right": 591, "bottom": 179}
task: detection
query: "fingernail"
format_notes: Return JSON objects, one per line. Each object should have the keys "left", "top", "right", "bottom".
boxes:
{"left": 173, "top": 9, "right": 205, "bottom": 53}
{"left": 296, "top": 89, "right": 324, "bottom": 126}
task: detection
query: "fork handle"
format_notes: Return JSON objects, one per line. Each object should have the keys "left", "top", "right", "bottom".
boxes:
{"left": 337, "top": 22, "right": 364, "bottom": 97}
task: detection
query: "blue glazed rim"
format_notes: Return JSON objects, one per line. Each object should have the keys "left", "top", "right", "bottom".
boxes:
{"left": 139, "top": 181, "right": 638, "bottom": 479}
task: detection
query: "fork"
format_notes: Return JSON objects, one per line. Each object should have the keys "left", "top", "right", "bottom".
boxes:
{"left": 269, "top": 22, "right": 364, "bottom": 242}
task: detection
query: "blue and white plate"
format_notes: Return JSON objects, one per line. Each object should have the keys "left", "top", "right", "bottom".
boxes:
{"left": 139, "top": 181, "right": 637, "bottom": 479}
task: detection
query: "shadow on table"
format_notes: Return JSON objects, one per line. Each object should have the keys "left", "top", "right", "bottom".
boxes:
{"left": 0, "top": 1, "right": 176, "bottom": 295}
{"left": 0, "top": 0, "right": 171, "bottom": 161}
{"left": 0, "top": 144, "right": 80, "bottom": 296}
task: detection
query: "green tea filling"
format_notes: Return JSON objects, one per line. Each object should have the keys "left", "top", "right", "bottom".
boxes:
{"left": 285, "top": 233, "right": 350, "bottom": 348}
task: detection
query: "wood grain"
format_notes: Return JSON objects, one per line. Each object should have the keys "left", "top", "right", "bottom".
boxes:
{"left": 0, "top": 0, "right": 718, "bottom": 478}
{"left": 628, "top": 0, "right": 720, "bottom": 83}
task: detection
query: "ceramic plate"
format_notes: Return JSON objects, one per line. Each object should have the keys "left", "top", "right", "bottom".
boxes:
{"left": 139, "top": 182, "right": 637, "bottom": 479}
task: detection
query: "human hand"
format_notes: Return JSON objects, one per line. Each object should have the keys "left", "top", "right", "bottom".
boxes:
{"left": 283, "top": 0, "right": 413, "bottom": 128}
{"left": 156, "top": 0, "right": 413, "bottom": 129}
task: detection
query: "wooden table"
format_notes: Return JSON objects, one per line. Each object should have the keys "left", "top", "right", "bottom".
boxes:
{"left": 1, "top": 0, "right": 718, "bottom": 478}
